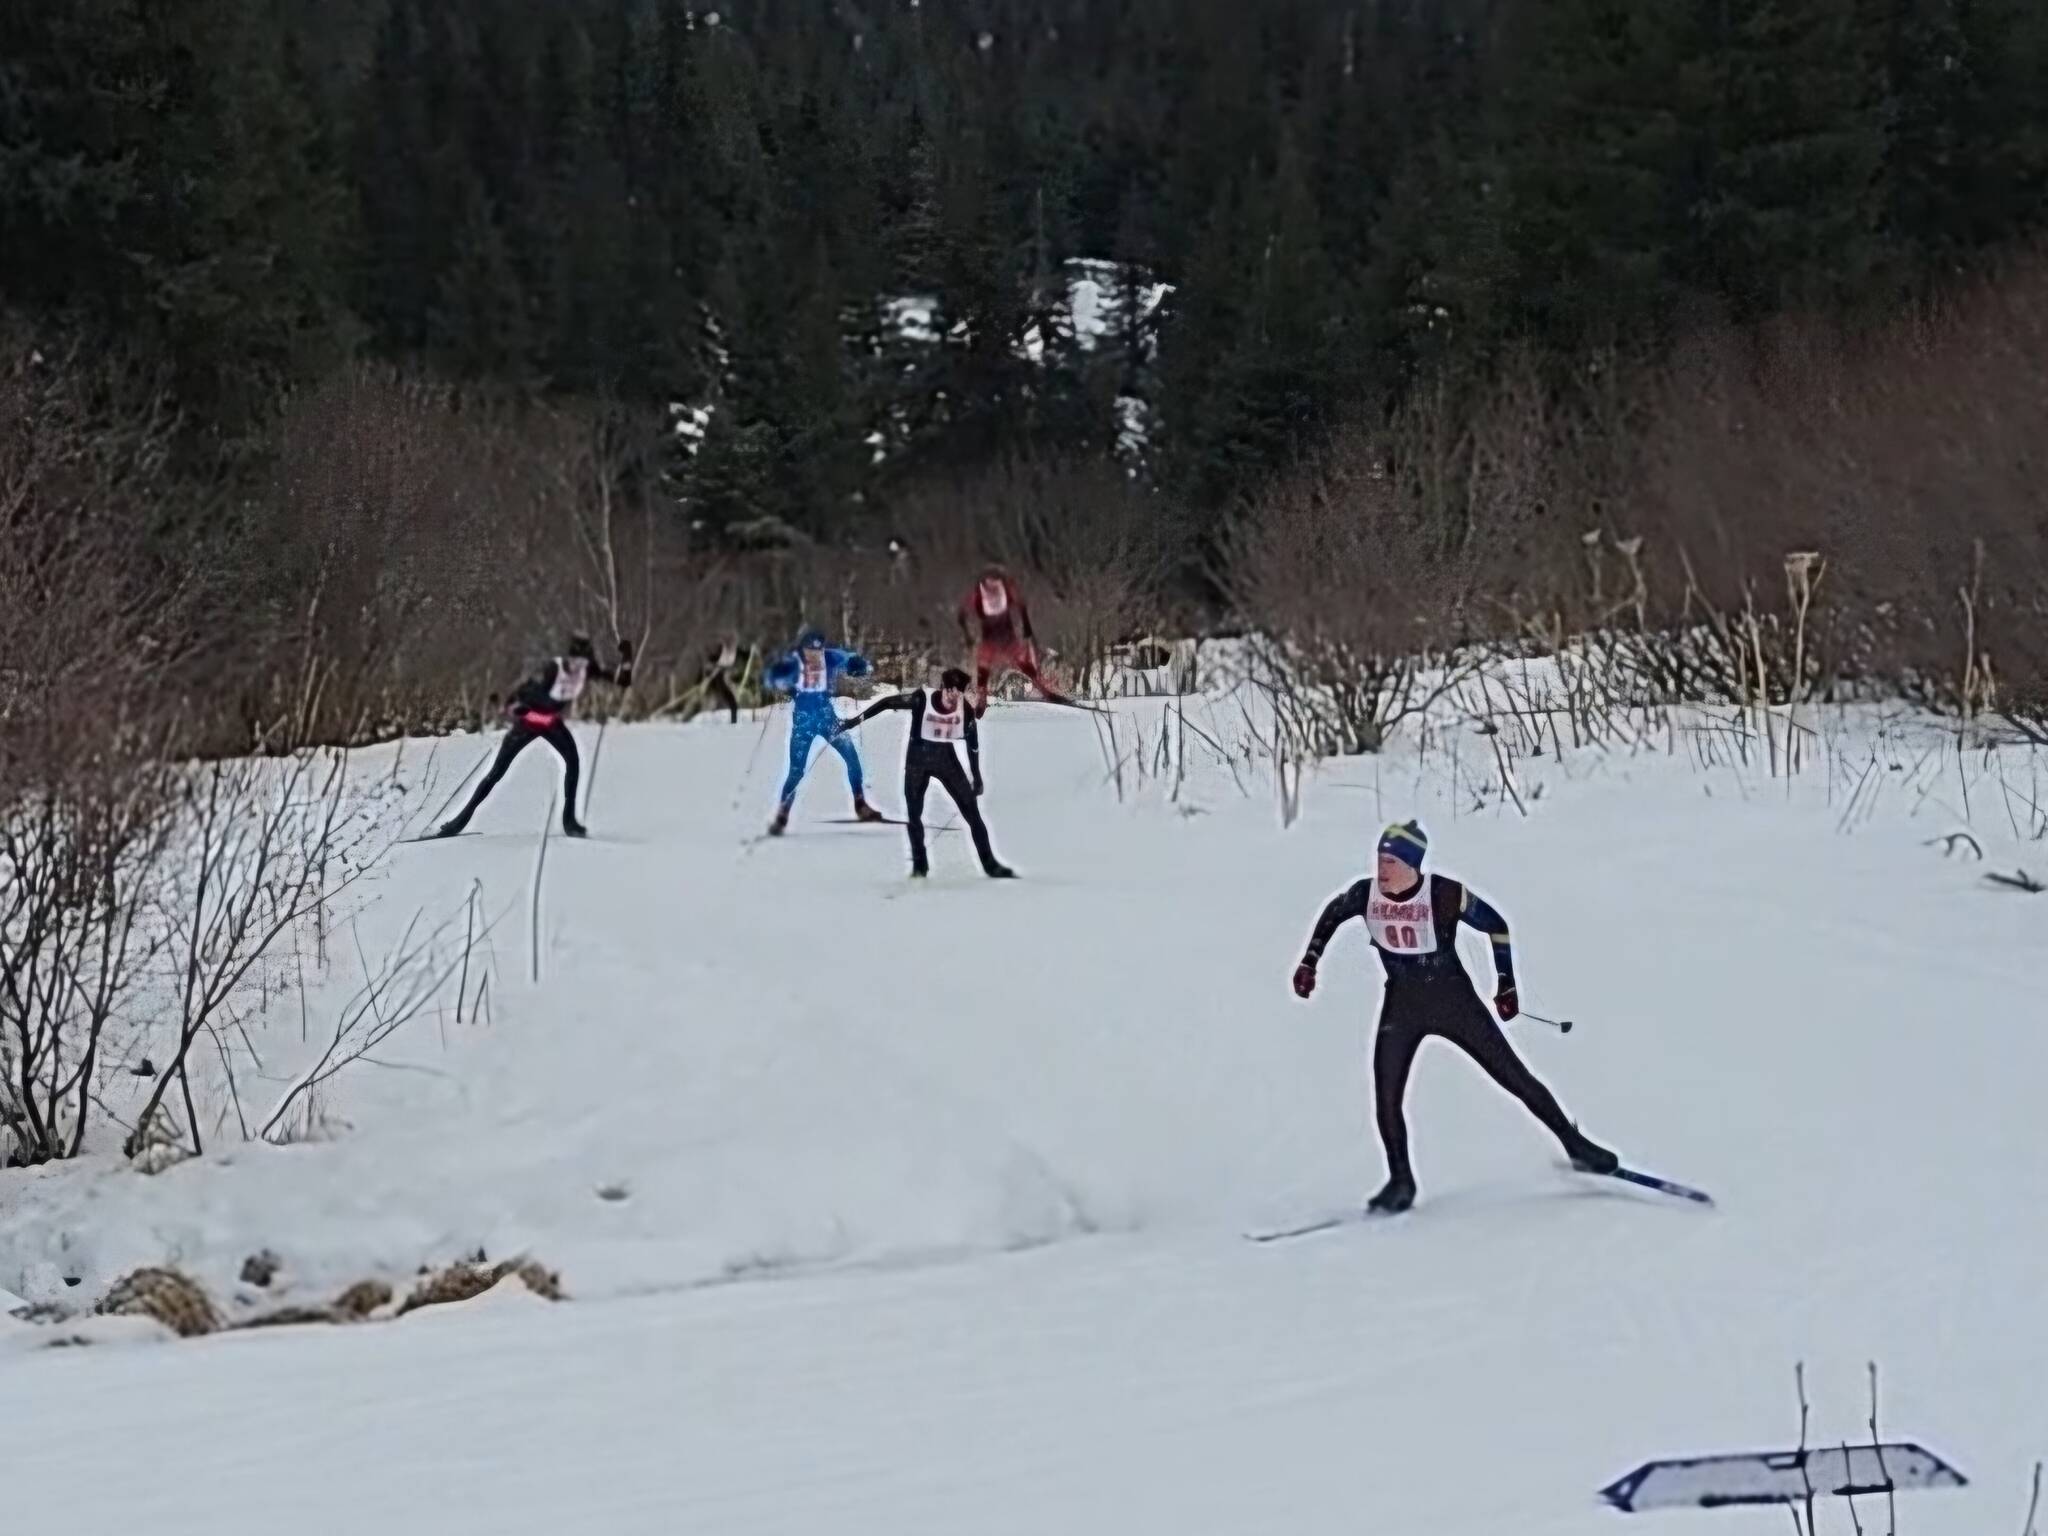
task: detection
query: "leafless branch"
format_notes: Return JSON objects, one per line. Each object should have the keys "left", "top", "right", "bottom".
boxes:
{"left": 258, "top": 898, "right": 491, "bottom": 1142}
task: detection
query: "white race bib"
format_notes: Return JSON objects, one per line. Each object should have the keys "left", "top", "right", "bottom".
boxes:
{"left": 550, "top": 659, "right": 589, "bottom": 704}
{"left": 1367, "top": 876, "right": 1438, "bottom": 955}
{"left": 979, "top": 580, "right": 1009, "bottom": 618}
{"left": 920, "top": 693, "right": 966, "bottom": 743}
{"left": 798, "top": 651, "right": 829, "bottom": 692}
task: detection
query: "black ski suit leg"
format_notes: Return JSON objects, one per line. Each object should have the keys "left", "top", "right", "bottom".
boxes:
{"left": 1371, "top": 1006, "right": 1428, "bottom": 1186}
{"left": 933, "top": 749, "right": 999, "bottom": 871}
{"left": 903, "top": 760, "right": 934, "bottom": 872}
{"left": 708, "top": 673, "right": 740, "bottom": 723}
{"left": 447, "top": 723, "right": 539, "bottom": 829}
{"left": 1435, "top": 991, "right": 1591, "bottom": 1155}
{"left": 541, "top": 718, "right": 582, "bottom": 826}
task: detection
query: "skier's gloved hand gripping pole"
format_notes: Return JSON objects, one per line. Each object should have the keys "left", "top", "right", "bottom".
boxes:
{"left": 1294, "top": 962, "right": 1569, "bottom": 1031}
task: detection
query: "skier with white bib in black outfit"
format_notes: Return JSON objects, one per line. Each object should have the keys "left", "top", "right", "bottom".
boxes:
{"left": 438, "top": 633, "right": 634, "bottom": 839}
{"left": 1292, "top": 820, "right": 1616, "bottom": 1213}
{"left": 835, "top": 667, "right": 1014, "bottom": 879}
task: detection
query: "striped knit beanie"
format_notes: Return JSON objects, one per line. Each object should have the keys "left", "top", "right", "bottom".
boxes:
{"left": 1378, "top": 819, "right": 1428, "bottom": 870}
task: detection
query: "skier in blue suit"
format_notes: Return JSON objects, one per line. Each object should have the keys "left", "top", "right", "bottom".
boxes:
{"left": 765, "top": 627, "right": 882, "bottom": 835}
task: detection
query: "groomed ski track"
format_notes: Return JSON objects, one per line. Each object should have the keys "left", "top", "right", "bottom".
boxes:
{"left": 3, "top": 695, "right": 2045, "bottom": 1534}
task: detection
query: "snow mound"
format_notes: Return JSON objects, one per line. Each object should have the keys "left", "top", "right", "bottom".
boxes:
{"left": 1, "top": 693, "right": 2044, "bottom": 1532}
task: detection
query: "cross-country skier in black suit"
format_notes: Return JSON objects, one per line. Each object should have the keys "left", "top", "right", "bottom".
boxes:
{"left": 835, "top": 667, "right": 1014, "bottom": 879}
{"left": 694, "top": 638, "right": 743, "bottom": 723}
{"left": 1292, "top": 819, "right": 1617, "bottom": 1213}
{"left": 438, "top": 633, "right": 633, "bottom": 839}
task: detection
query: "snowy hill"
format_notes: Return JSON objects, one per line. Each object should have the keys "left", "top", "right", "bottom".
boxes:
{"left": 2, "top": 688, "right": 2045, "bottom": 1534}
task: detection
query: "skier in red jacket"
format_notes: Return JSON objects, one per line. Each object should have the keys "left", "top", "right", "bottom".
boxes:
{"left": 957, "top": 564, "right": 1072, "bottom": 717}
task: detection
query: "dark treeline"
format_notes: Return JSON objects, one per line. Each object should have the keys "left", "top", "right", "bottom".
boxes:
{"left": 6, "top": 0, "right": 2047, "bottom": 539}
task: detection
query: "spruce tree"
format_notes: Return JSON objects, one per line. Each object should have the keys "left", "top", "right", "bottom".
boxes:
{"left": 1, "top": 0, "right": 349, "bottom": 442}
{"left": 1684, "top": 0, "right": 1888, "bottom": 318}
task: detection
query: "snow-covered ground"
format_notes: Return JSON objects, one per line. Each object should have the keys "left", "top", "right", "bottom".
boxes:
{"left": 3, "top": 687, "right": 2045, "bottom": 1534}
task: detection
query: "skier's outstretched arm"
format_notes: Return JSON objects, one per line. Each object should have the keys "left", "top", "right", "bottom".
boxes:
{"left": 836, "top": 691, "right": 914, "bottom": 732}
{"left": 1458, "top": 886, "right": 1519, "bottom": 1019}
{"left": 765, "top": 654, "right": 799, "bottom": 693}
{"left": 1293, "top": 882, "right": 1370, "bottom": 997}
{"left": 835, "top": 649, "right": 873, "bottom": 680}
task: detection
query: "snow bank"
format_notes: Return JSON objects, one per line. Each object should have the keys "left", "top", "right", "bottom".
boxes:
{"left": 5, "top": 694, "right": 2039, "bottom": 1317}
{"left": 0, "top": 692, "right": 2044, "bottom": 1532}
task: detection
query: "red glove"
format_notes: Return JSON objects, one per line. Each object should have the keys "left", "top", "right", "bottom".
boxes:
{"left": 1292, "top": 962, "right": 1317, "bottom": 999}
{"left": 1494, "top": 983, "right": 1519, "bottom": 1022}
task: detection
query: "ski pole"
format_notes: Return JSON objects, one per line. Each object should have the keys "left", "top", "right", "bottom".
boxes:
{"left": 423, "top": 741, "right": 496, "bottom": 830}
{"left": 1524, "top": 1010, "right": 1574, "bottom": 1034}
{"left": 531, "top": 789, "right": 555, "bottom": 984}
{"left": 582, "top": 716, "right": 610, "bottom": 821}
{"left": 731, "top": 702, "right": 774, "bottom": 810}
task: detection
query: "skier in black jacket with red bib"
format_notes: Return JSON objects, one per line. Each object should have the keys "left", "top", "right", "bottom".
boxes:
{"left": 836, "top": 667, "right": 1014, "bottom": 879}
{"left": 438, "top": 633, "right": 633, "bottom": 839}
{"left": 1293, "top": 819, "right": 1616, "bottom": 1213}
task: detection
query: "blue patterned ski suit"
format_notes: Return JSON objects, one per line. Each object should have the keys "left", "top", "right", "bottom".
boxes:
{"left": 768, "top": 630, "right": 873, "bottom": 809}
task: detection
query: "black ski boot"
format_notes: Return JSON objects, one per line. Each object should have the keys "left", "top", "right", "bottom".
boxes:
{"left": 1367, "top": 1175, "right": 1416, "bottom": 1215}
{"left": 562, "top": 818, "right": 588, "bottom": 840}
{"left": 435, "top": 819, "right": 468, "bottom": 839}
{"left": 983, "top": 862, "right": 1016, "bottom": 879}
{"left": 1565, "top": 1134, "right": 1620, "bottom": 1176}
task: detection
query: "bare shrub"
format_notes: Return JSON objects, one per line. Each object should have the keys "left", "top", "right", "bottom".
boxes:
{"left": 248, "top": 366, "right": 509, "bottom": 742}
{"left": 1618, "top": 261, "right": 2048, "bottom": 725}
{"left": 875, "top": 454, "right": 1187, "bottom": 695}
{"left": 258, "top": 892, "right": 493, "bottom": 1144}
{"left": 125, "top": 748, "right": 405, "bottom": 1158}
{"left": 249, "top": 370, "right": 680, "bottom": 744}
{"left": 0, "top": 755, "right": 175, "bottom": 1165}
{"left": 1223, "top": 419, "right": 1485, "bottom": 760}
{"left": 0, "top": 320, "right": 197, "bottom": 1165}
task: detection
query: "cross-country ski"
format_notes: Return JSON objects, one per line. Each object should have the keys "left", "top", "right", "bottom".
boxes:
{"left": 1575, "top": 1163, "right": 1716, "bottom": 1207}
